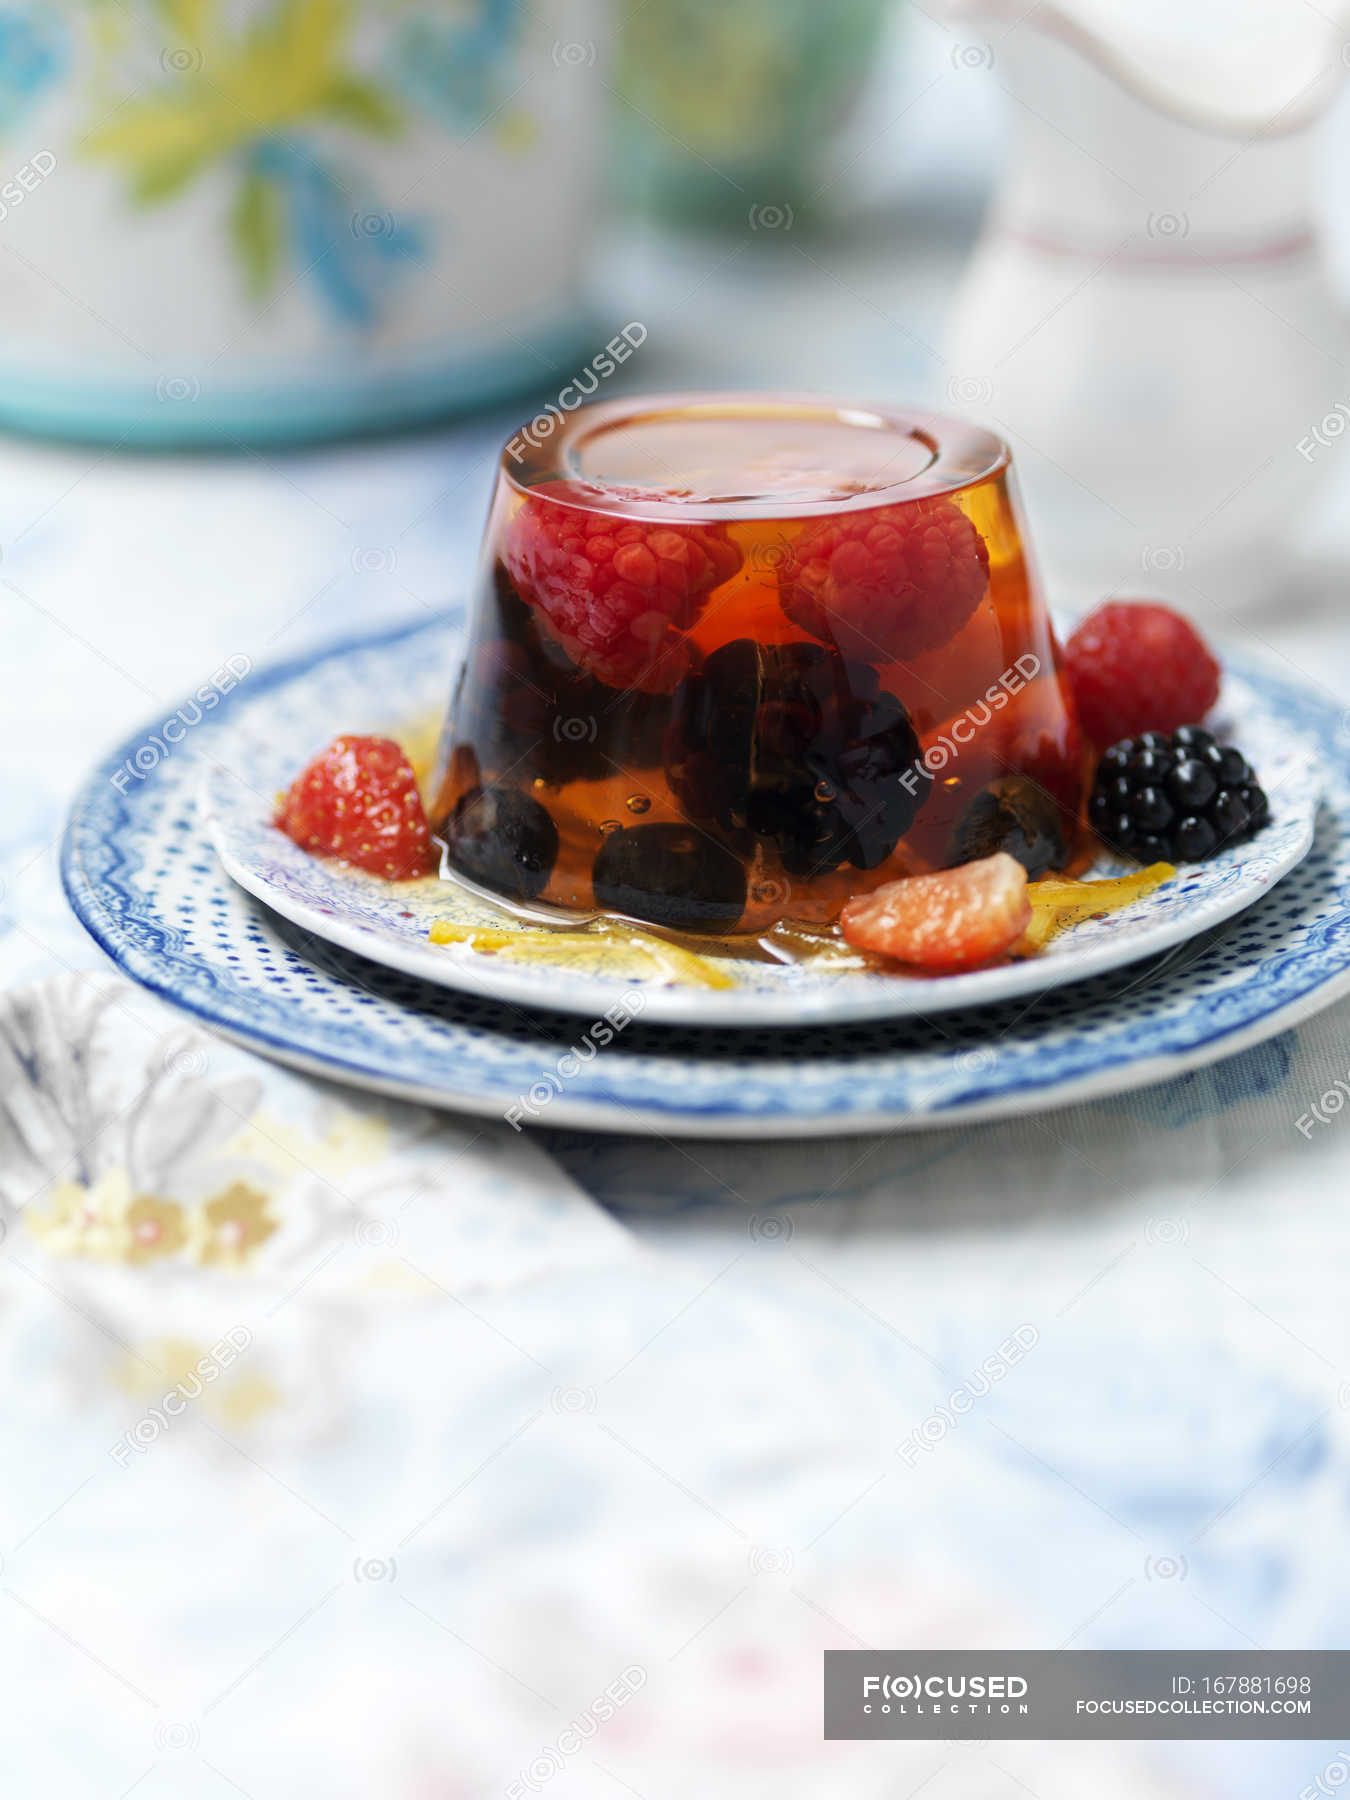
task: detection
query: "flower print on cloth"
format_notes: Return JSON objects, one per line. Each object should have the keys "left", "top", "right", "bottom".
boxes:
{"left": 24, "top": 1170, "right": 190, "bottom": 1264}
{"left": 0, "top": 970, "right": 633, "bottom": 1474}
{"left": 24, "top": 1167, "right": 279, "bottom": 1270}
{"left": 0, "top": 3, "right": 65, "bottom": 134}
{"left": 112, "top": 1332, "right": 282, "bottom": 1429}
{"left": 0, "top": 972, "right": 633, "bottom": 1298}
{"left": 82, "top": 0, "right": 425, "bottom": 324}
{"left": 0, "top": 974, "right": 264, "bottom": 1223}
{"left": 189, "top": 1179, "right": 278, "bottom": 1266}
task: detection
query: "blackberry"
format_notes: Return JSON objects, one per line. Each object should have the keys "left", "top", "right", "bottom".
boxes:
{"left": 592, "top": 823, "right": 746, "bottom": 933}
{"left": 666, "top": 638, "right": 929, "bottom": 877}
{"left": 444, "top": 783, "right": 559, "bottom": 900}
{"left": 1089, "top": 727, "right": 1269, "bottom": 864}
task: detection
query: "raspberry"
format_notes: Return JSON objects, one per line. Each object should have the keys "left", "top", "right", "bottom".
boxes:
{"left": 840, "top": 853, "right": 1031, "bottom": 972}
{"left": 1064, "top": 602, "right": 1220, "bottom": 749}
{"left": 276, "top": 735, "right": 434, "bottom": 880}
{"left": 1089, "top": 726, "right": 1269, "bottom": 864}
{"left": 779, "top": 497, "right": 990, "bottom": 663}
{"left": 502, "top": 494, "right": 743, "bottom": 692}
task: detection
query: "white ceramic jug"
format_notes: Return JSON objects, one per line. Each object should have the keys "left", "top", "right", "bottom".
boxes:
{"left": 944, "top": 0, "right": 1350, "bottom": 613}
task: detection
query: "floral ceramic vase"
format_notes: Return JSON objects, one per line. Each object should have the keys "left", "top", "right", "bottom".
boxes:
{"left": 0, "top": 0, "right": 608, "bottom": 443}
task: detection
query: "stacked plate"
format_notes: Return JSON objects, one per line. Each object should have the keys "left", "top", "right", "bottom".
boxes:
{"left": 62, "top": 612, "right": 1348, "bottom": 1138}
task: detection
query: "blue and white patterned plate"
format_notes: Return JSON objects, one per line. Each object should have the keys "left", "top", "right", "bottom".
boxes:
{"left": 196, "top": 615, "right": 1319, "bottom": 1027}
{"left": 61, "top": 613, "right": 1350, "bottom": 1137}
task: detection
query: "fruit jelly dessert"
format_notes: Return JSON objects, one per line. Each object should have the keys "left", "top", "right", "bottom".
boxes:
{"left": 430, "top": 399, "right": 1086, "bottom": 934}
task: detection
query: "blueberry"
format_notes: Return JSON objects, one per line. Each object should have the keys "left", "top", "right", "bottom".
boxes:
{"left": 1165, "top": 756, "right": 1218, "bottom": 811}
{"left": 592, "top": 823, "right": 747, "bottom": 933}
{"left": 445, "top": 784, "right": 558, "bottom": 900}
{"left": 1174, "top": 814, "right": 1218, "bottom": 861}
{"left": 951, "top": 776, "right": 1071, "bottom": 878}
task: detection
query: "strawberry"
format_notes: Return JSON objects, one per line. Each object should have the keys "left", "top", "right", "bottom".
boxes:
{"left": 839, "top": 852, "right": 1031, "bottom": 971}
{"left": 276, "top": 735, "right": 434, "bottom": 881}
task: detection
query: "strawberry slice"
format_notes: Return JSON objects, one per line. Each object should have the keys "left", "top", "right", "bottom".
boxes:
{"left": 276, "top": 735, "right": 434, "bottom": 881}
{"left": 839, "top": 852, "right": 1031, "bottom": 971}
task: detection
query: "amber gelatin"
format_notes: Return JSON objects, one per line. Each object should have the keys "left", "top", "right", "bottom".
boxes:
{"left": 429, "top": 394, "right": 1086, "bottom": 934}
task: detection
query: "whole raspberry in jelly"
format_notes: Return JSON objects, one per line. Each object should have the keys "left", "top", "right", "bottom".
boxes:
{"left": 276, "top": 735, "right": 434, "bottom": 881}
{"left": 778, "top": 497, "right": 990, "bottom": 663}
{"left": 1064, "top": 601, "right": 1221, "bottom": 750}
{"left": 667, "top": 638, "right": 929, "bottom": 876}
{"left": 501, "top": 493, "right": 743, "bottom": 693}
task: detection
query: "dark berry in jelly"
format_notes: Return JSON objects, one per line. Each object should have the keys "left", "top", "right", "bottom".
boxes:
{"left": 666, "top": 638, "right": 928, "bottom": 877}
{"left": 445, "top": 784, "right": 558, "bottom": 900}
{"left": 950, "top": 775, "right": 1070, "bottom": 879}
{"left": 456, "top": 565, "right": 664, "bottom": 785}
{"left": 592, "top": 823, "right": 746, "bottom": 933}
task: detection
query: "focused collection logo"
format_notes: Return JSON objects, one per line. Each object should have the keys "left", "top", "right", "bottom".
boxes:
{"left": 862, "top": 1672, "right": 1030, "bottom": 1715}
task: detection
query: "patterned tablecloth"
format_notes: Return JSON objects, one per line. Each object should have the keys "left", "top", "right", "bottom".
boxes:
{"left": 4, "top": 237, "right": 1350, "bottom": 1797}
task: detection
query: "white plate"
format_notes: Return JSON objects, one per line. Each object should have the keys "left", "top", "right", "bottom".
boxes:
{"left": 197, "top": 617, "right": 1320, "bottom": 1027}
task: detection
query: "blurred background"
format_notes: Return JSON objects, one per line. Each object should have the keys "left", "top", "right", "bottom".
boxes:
{"left": 5, "top": 4, "right": 1350, "bottom": 1797}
